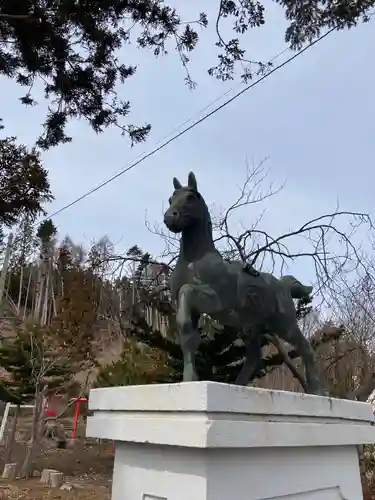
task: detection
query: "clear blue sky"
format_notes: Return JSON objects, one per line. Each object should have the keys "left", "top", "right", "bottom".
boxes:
{"left": 1, "top": 2, "right": 374, "bottom": 287}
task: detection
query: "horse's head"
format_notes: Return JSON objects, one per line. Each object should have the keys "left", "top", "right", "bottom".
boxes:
{"left": 164, "top": 172, "right": 209, "bottom": 234}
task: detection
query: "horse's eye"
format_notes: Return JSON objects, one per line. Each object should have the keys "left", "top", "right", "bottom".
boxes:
{"left": 168, "top": 197, "right": 172, "bottom": 205}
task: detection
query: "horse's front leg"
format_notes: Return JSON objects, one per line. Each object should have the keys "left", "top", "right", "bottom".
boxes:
{"left": 235, "top": 329, "right": 262, "bottom": 386}
{"left": 176, "top": 284, "right": 200, "bottom": 382}
{"left": 176, "top": 284, "right": 220, "bottom": 382}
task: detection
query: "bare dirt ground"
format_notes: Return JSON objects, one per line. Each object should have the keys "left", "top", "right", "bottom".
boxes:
{"left": 0, "top": 416, "right": 114, "bottom": 500}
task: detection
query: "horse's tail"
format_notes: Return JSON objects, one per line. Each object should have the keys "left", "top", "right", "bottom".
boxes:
{"left": 279, "top": 275, "right": 313, "bottom": 299}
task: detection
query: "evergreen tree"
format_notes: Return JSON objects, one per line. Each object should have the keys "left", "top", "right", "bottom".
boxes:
{"left": 37, "top": 237, "right": 106, "bottom": 369}
{"left": 52, "top": 264, "right": 99, "bottom": 366}
{"left": 0, "top": 325, "right": 73, "bottom": 405}
{"left": 94, "top": 339, "right": 167, "bottom": 388}
{"left": 0, "top": 137, "right": 52, "bottom": 228}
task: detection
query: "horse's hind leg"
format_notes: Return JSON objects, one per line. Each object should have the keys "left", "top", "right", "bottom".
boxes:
{"left": 281, "top": 323, "right": 323, "bottom": 395}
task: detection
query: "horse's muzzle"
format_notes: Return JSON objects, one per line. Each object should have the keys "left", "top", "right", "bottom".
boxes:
{"left": 164, "top": 212, "right": 183, "bottom": 233}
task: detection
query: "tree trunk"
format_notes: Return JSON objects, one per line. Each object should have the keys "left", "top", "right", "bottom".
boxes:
{"left": 35, "top": 275, "right": 45, "bottom": 322}
{"left": 50, "top": 280, "right": 57, "bottom": 317}
{"left": 41, "top": 268, "right": 50, "bottom": 326}
{"left": 97, "top": 280, "right": 104, "bottom": 320}
{"left": 24, "top": 267, "right": 33, "bottom": 320}
{"left": 4, "top": 406, "right": 19, "bottom": 464}
{"left": 16, "top": 266, "right": 24, "bottom": 315}
{"left": 0, "top": 233, "right": 13, "bottom": 316}
{"left": 33, "top": 263, "right": 43, "bottom": 321}
{"left": 20, "top": 389, "right": 45, "bottom": 478}
{"left": 34, "top": 248, "right": 49, "bottom": 321}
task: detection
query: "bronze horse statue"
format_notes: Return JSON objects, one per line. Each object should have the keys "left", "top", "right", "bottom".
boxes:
{"left": 164, "top": 172, "right": 323, "bottom": 394}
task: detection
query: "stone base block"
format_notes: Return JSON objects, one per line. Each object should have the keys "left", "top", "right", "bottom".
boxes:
{"left": 86, "top": 382, "right": 375, "bottom": 500}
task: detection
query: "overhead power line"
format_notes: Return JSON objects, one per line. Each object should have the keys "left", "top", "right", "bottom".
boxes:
{"left": 37, "top": 24, "right": 347, "bottom": 225}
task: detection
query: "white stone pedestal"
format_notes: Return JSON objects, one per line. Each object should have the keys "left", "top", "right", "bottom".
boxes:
{"left": 86, "top": 382, "right": 375, "bottom": 500}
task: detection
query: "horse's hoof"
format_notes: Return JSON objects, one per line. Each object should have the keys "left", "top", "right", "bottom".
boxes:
{"left": 307, "top": 385, "right": 326, "bottom": 396}
{"left": 316, "top": 387, "right": 329, "bottom": 397}
{"left": 183, "top": 367, "right": 198, "bottom": 382}
{"left": 234, "top": 378, "right": 248, "bottom": 386}
{"left": 183, "top": 376, "right": 199, "bottom": 382}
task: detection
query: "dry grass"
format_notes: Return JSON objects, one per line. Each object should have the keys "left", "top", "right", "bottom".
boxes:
{"left": 0, "top": 479, "right": 109, "bottom": 499}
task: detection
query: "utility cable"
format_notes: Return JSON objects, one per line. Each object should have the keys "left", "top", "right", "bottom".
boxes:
{"left": 37, "top": 25, "right": 343, "bottom": 224}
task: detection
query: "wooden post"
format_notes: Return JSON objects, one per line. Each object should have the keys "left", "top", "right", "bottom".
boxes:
{"left": 2, "top": 463, "right": 17, "bottom": 480}
{"left": 40, "top": 469, "right": 57, "bottom": 484}
{"left": 4, "top": 406, "right": 19, "bottom": 463}
{"left": 50, "top": 472, "right": 64, "bottom": 488}
{"left": 0, "top": 403, "right": 11, "bottom": 444}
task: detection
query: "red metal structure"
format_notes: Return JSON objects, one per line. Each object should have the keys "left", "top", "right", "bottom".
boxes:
{"left": 71, "top": 397, "right": 88, "bottom": 439}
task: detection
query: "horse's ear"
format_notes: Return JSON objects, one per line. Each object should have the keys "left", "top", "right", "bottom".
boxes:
{"left": 173, "top": 177, "right": 182, "bottom": 190}
{"left": 188, "top": 171, "right": 197, "bottom": 191}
